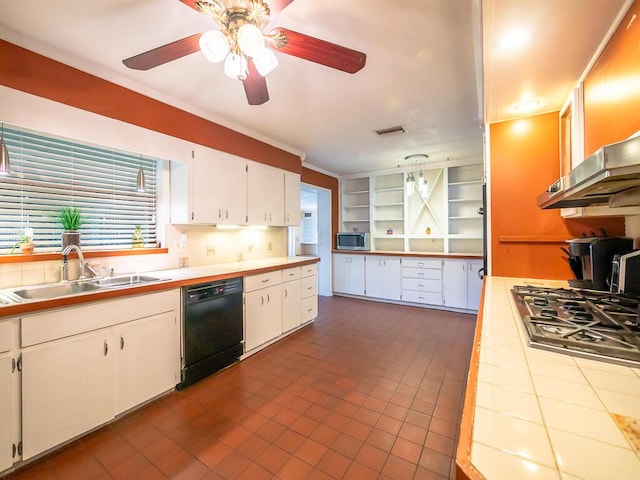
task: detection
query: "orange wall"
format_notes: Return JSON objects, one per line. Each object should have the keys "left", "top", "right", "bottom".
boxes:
{"left": 490, "top": 113, "right": 625, "bottom": 279}
{"left": 583, "top": 0, "right": 640, "bottom": 156}
{"left": 0, "top": 40, "right": 301, "bottom": 174}
{"left": 301, "top": 167, "right": 339, "bottom": 247}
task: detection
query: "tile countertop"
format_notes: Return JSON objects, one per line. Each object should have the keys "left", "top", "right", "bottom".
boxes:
{"left": 457, "top": 276, "right": 640, "bottom": 480}
{"left": 0, "top": 256, "right": 320, "bottom": 318}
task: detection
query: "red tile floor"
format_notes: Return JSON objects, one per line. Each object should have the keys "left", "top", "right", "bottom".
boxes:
{"left": 5, "top": 296, "right": 476, "bottom": 480}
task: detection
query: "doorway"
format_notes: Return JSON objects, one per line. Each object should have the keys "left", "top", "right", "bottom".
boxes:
{"left": 299, "top": 184, "right": 332, "bottom": 296}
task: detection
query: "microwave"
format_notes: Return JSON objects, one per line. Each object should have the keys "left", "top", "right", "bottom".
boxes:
{"left": 336, "top": 232, "right": 370, "bottom": 250}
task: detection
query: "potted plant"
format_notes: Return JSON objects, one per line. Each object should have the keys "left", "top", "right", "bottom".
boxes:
{"left": 11, "top": 227, "right": 35, "bottom": 254}
{"left": 58, "top": 207, "right": 85, "bottom": 247}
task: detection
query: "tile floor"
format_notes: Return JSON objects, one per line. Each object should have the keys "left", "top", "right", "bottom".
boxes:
{"left": 4, "top": 296, "right": 476, "bottom": 480}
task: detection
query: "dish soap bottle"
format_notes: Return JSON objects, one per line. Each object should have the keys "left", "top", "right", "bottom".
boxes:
{"left": 132, "top": 225, "right": 144, "bottom": 248}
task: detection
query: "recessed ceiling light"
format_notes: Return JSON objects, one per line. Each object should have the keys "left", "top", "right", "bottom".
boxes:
{"left": 498, "top": 30, "right": 530, "bottom": 50}
{"left": 514, "top": 100, "right": 540, "bottom": 113}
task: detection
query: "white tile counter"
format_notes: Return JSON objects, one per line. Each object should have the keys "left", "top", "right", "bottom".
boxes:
{"left": 457, "top": 276, "right": 640, "bottom": 480}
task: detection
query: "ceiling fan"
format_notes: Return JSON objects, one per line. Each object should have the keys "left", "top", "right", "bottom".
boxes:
{"left": 123, "top": 0, "right": 367, "bottom": 105}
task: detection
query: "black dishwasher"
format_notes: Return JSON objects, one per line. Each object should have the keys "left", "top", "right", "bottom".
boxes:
{"left": 178, "top": 277, "right": 243, "bottom": 389}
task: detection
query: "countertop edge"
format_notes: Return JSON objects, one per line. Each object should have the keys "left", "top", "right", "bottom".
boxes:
{"left": 0, "top": 256, "right": 320, "bottom": 318}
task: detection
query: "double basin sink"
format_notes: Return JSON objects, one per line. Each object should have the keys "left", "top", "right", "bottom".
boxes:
{"left": 3, "top": 274, "right": 167, "bottom": 302}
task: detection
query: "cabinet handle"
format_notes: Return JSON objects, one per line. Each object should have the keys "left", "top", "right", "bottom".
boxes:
{"left": 307, "top": 308, "right": 313, "bottom": 312}
{"left": 418, "top": 262, "right": 424, "bottom": 267}
{"left": 261, "top": 295, "right": 264, "bottom": 305}
{"left": 418, "top": 284, "right": 424, "bottom": 288}
{"left": 267, "top": 293, "right": 270, "bottom": 303}
{"left": 418, "top": 272, "right": 424, "bottom": 277}
{"left": 261, "top": 279, "right": 270, "bottom": 284}
{"left": 264, "top": 212, "right": 268, "bottom": 221}
{"left": 287, "top": 213, "right": 290, "bottom": 222}
{"left": 269, "top": 213, "right": 272, "bottom": 221}
{"left": 191, "top": 212, "right": 194, "bottom": 221}
{"left": 284, "top": 288, "right": 288, "bottom": 297}
{"left": 16, "top": 356, "right": 22, "bottom": 372}
{"left": 307, "top": 286, "right": 312, "bottom": 290}
{"left": 225, "top": 209, "right": 229, "bottom": 219}
{"left": 120, "top": 335, "right": 125, "bottom": 350}
{"left": 104, "top": 340, "right": 109, "bottom": 356}
{"left": 218, "top": 208, "right": 222, "bottom": 219}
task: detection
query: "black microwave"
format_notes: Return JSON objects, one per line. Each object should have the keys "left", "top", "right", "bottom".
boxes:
{"left": 336, "top": 232, "right": 370, "bottom": 250}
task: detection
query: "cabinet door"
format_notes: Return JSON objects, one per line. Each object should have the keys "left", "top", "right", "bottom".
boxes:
{"left": 114, "top": 312, "right": 178, "bottom": 415}
{"left": 0, "top": 353, "right": 16, "bottom": 471}
{"left": 282, "top": 280, "right": 302, "bottom": 332}
{"left": 247, "top": 162, "right": 285, "bottom": 225}
{"left": 365, "top": 256, "right": 385, "bottom": 298}
{"left": 442, "top": 259, "right": 468, "bottom": 309}
{"left": 245, "top": 285, "right": 282, "bottom": 351}
{"left": 193, "top": 151, "right": 247, "bottom": 224}
{"left": 22, "top": 330, "right": 114, "bottom": 460}
{"left": 383, "top": 257, "right": 402, "bottom": 301}
{"left": 348, "top": 255, "right": 366, "bottom": 296}
{"left": 467, "top": 260, "right": 484, "bottom": 311}
{"left": 284, "top": 172, "right": 301, "bottom": 226}
{"left": 333, "top": 254, "right": 351, "bottom": 294}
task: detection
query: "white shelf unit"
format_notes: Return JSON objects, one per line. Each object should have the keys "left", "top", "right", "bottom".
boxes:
{"left": 339, "top": 161, "right": 483, "bottom": 254}
{"left": 372, "top": 173, "right": 405, "bottom": 252}
{"left": 447, "top": 164, "right": 483, "bottom": 254}
{"left": 341, "top": 176, "right": 370, "bottom": 233}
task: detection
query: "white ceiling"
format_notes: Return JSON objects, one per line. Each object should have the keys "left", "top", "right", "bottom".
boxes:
{"left": 0, "top": 0, "right": 629, "bottom": 176}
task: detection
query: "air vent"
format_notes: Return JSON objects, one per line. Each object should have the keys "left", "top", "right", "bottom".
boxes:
{"left": 374, "top": 125, "right": 407, "bottom": 137}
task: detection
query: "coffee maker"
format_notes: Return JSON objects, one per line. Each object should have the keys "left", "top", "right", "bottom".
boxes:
{"left": 567, "top": 237, "right": 633, "bottom": 290}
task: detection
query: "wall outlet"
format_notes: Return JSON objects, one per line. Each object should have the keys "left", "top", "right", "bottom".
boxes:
{"left": 178, "top": 257, "right": 189, "bottom": 268}
{"left": 178, "top": 233, "right": 187, "bottom": 248}
{"left": 206, "top": 244, "right": 215, "bottom": 255}
{"left": 237, "top": 252, "right": 244, "bottom": 261}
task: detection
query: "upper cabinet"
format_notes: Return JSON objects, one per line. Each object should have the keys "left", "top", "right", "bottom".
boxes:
{"left": 171, "top": 149, "right": 301, "bottom": 227}
{"left": 247, "top": 161, "right": 284, "bottom": 226}
{"left": 171, "top": 148, "right": 248, "bottom": 225}
{"left": 284, "top": 171, "right": 301, "bottom": 226}
{"left": 340, "top": 162, "right": 483, "bottom": 255}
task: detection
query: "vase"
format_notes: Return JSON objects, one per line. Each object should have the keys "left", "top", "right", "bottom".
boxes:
{"left": 20, "top": 242, "right": 35, "bottom": 255}
{"left": 132, "top": 226, "right": 144, "bottom": 248}
{"left": 62, "top": 231, "right": 81, "bottom": 248}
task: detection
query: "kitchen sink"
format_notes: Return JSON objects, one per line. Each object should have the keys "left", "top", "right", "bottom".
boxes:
{"left": 95, "top": 274, "right": 163, "bottom": 288}
{"left": 9, "top": 281, "right": 102, "bottom": 300}
{"left": 4, "top": 275, "right": 167, "bottom": 302}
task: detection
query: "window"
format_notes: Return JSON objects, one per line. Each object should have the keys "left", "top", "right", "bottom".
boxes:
{"left": 0, "top": 124, "right": 157, "bottom": 252}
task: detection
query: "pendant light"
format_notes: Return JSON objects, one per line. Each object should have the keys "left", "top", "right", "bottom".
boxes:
{"left": 405, "top": 172, "right": 414, "bottom": 195}
{"left": 0, "top": 123, "right": 10, "bottom": 176}
{"left": 136, "top": 156, "right": 145, "bottom": 193}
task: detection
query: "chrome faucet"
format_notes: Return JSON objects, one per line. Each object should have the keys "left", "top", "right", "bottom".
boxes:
{"left": 61, "top": 244, "right": 96, "bottom": 281}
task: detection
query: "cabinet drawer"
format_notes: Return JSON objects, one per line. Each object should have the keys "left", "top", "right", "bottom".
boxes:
{"left": 244, "top": 270, "right": 282, "bottom": 292}
{"left": 402, "top": 258, "right": 441, "bottom": 269}
{"left": 402, "top": 290, "right": 442, "bottom": 305}
{"left": 401, "top": 278, "right": 442, "bottom": 293}
{"left": 301, "top": 263, "right": 318, "bottom": 278}
{"left": 282, "top": 267, "right": 301, "bottom": 282}
{"left": 301, "top": 296, "right": 318, "bottom": 322}
{"left": 301, "top": 276, "right": 318, "bottom": 298}
{"left": 402, "top": 267, "right": 442, "bottom": 280}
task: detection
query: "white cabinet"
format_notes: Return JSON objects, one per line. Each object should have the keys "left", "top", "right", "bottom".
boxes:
{"left": 333, "top": 254, "right": 365, "bottom": 295}
{"left": 282, "top": 267, "right": 302, "bottom": 333}
{"left": 442, "top": 259, "right": 483, "bottom": 311}
{"left": 20, "top": 290, "right": 179, "bottom": 460}
{"left": 247, "top": 161, "right": 285, "bottom": 226}
{"left": 365, "top": 256, "right": 402, "bottom": 300}
{"left": 171, "top": 148, "right": 248, "bottom": 225}
{"left": 284, "top": 171, "right": 301, "bottom": 226}
{"left": 0, "top": 319, "right": 19, "bottom": 472}
{"left": 114, "top": 311, "right": 177, "bottom": 415}
{"left": 301, "top": 264, "right": 318, "bottom": 323}
{"left": 21, "top": 330, "right": 114, "bottom": 460}
{"left": 401, "top": 258, "right": 443, "bottom": 305}
{"left": 244, "top": 271, "right": 283, "bottom": 351}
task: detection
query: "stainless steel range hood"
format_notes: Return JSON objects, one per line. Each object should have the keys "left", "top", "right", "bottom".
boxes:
{"left": 537, "top": 132, "right": 640, "bottom": 209}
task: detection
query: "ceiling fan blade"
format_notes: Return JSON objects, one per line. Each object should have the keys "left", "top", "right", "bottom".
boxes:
{"left": 243, "top": 61, "right": 270, "bottom": 105}
{"left": 123, "top": 33, "right": 202, "bottom": 70}
{"left": 268, "top": 0, "right": 297, "bottom": 14}
{"left": 270, "top": 27, "right": 366, "bottom": 74}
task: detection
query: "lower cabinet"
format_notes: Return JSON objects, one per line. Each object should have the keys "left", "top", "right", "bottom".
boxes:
{"left": 365, "top": 256, "right": 401, "bottom": 300}
{"left": 0, "top": 318, "right": 19, "bottom": 472}
{"left": 401, "top": 258, "right": 443, "bottom": 306}
{"left": 333, "top": 254, "right": 365, "bottom": 295}
{"left": 282, "top": 268, "right": 302, "bottom": 333}
{"left": 301, "top": 264, "right": 318, "bottom": 323}
{"left": 20, "top": 291, "right": 179, "bottom": 460}
{"left": 442, "top": 259, "right": 484, "bottom": 310}
{"left": 244, "top": 271, "right": 283, "bottom": 352}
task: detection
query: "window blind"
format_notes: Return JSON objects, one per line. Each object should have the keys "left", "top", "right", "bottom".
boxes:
{"left": 0, "top": 124, "right": 157, "bottom": 251}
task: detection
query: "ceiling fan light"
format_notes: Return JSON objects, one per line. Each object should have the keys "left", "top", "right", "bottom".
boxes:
{"left": 253, "top": 47, "right": 278, "bottom": 76}
{"left": 237, "top": 23, "right": 264, "bottom": 57}
{"left": 224, "top": 53, "right": 249, "bottom": 80}
{"left": 199, "top": 30, "right": 230, "bottom": 63}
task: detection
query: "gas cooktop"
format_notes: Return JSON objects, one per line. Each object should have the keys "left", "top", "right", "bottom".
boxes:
{"left": 511, "top": 285, "right": 640, "bottom": 368}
